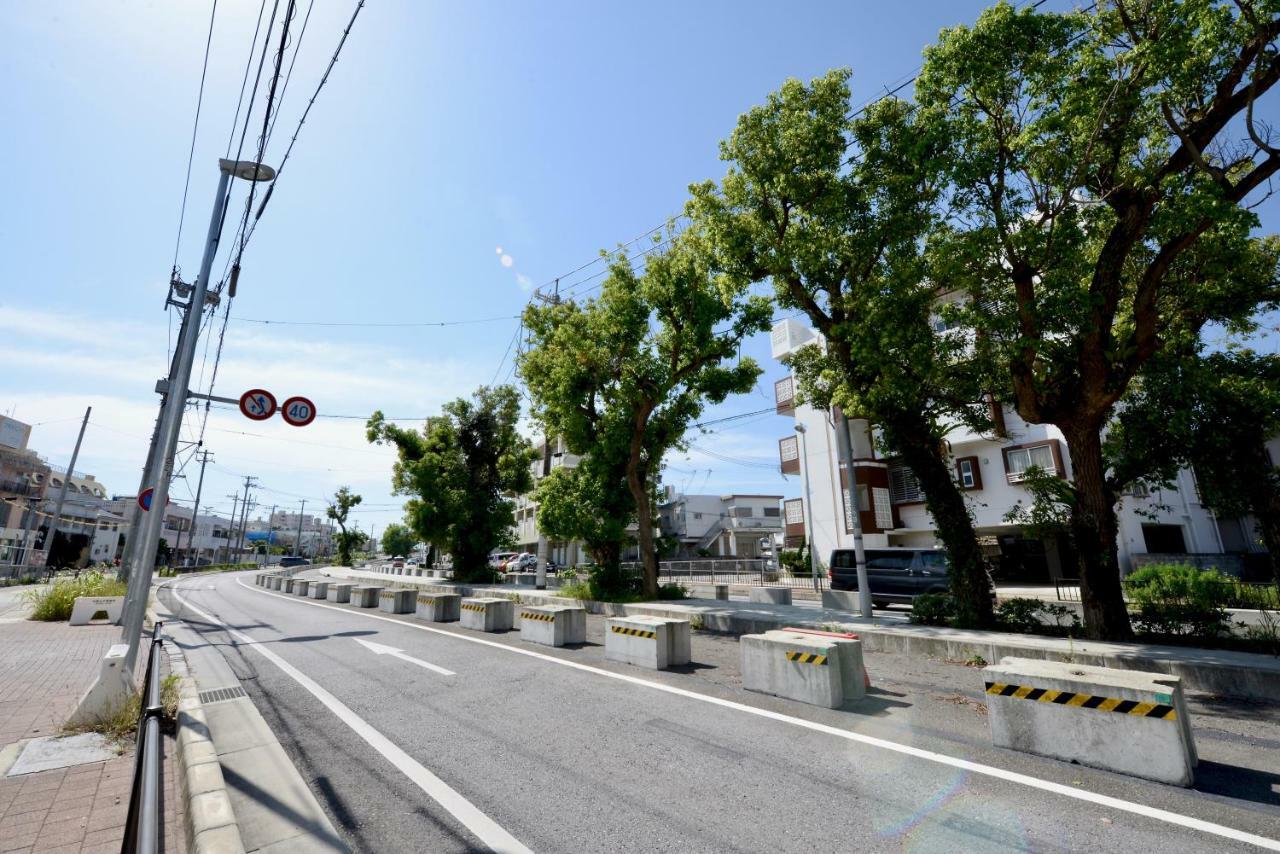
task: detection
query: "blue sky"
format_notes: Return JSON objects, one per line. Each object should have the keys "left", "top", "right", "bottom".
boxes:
{"left": 2, "top": 1, "right": 1276, "bottom": 535}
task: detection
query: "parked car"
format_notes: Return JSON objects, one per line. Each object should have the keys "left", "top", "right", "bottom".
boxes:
{"left": 828, "top": 548, "right": 954, "bottom": 608}
{"left": 279, "top": 556, "right": 310, "bottom": 568}
{"left": 406, "top": 559, "right": 419, "bottom": 569}
{"left": 489, "top": 551, "right": 517, "bottom": 570}
{"left": 506, "top": 553, "right": 537, "bottom": 572}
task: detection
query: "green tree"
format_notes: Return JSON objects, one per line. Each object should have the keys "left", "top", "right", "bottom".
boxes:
{"left": 520, "top": 237, "right": 771, "bottom": 598}
{"left": 326, "top": 486, "right": 363, "bottom": 566}
{"left": 1109, "top": 346, "right": 1280, "bottom": 582}
{"left": 533, "top": 456, "right": 635, "bottom": 572}
{"left": 380, "top": 523, "right": 417, "bottom": 559}
{"left": 916, "top": 1, "right": 1280, "bottom": 639}
{"left": 368, "top": 386, "right": 536, "bottom": 580}
{"left": 689, "top": 70, "right": 996, "bottom": 626}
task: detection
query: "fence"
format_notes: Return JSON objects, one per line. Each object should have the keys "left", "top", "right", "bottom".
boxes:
{"left": 620, "top": 559, "right": 826, "bottom": 590}
{"left": 1055, "top": 578, "right": 1279, "bottom": 610}
{"left": 122, "top": 622, "right": 165, "bottom": 854}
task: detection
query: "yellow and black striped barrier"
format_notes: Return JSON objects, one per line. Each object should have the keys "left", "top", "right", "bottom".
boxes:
{"left": 522, "top": 611, "right": 556, "bottom": 623}
{"left": 785, "top": 650, "right": 829, "bottom": 666}
{"left": 610, "top": 625, "right": 656, "bottom": 640}
{"left": 984, "top": 682, "right": 1177, "bottom": 720}
{"left": 461, "top": 603, "right": 487, "bottom": 613}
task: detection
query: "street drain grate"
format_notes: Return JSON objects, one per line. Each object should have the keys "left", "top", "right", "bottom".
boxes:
{"left": 198, "top": 686, "right": 247, "bottom": 705}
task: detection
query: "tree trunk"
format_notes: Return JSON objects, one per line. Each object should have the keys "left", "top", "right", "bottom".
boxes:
{"left": 1241, "top": 444, "right": 1280, "bottom": 586}
{"left": 1060, "top": 421, "right": 1133, "bottom": 640}
{"left": 886, "top": 415, "right": 994, "bottom": 628}
{"left": 625, "top": 421, "right": 659, "bottom": 599}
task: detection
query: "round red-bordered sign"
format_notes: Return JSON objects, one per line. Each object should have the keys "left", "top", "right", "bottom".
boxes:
{"left": 239, "top": 388, "right": 277, "bottom": 421}
{"left": 280, "top": 396, "right": 317, "bottom": 427}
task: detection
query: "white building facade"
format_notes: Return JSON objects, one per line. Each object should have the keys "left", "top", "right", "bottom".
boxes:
{"left": 771, "top": 317, "right": 1229, "bottom": 582}
{"left": 658, "top": 492, "right": 783, "bottom": 558}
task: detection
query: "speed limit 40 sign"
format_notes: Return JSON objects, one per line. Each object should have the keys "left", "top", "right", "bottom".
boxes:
{"left": 281, "top": 396, "right": 317, "bottom": 427}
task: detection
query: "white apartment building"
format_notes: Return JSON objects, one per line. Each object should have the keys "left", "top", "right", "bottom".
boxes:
{"left": 102, "top": 498, "right": 237, "bottom": 566}
{"left": 771, "top": 317, "right": 1230, "bottom": 583}
{"left": 512, "top": 436, "right": 588, "bottom": 565}
{"left": 658, "top": 492, "right": 783, "bottom": 559}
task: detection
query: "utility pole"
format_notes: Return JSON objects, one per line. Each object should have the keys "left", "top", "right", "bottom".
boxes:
{"left": 264, "top": 503, "right": 277, "bottom": 566}
{"left": 531, "top": 280, "right": 562, "bottom": 591}
{"left": 177, "top": 449, "right": 212, "bottom": 566}
{"left": 222, "top": 494, "right": 240, "bottom": 565}
{"left": 84, "top": 159, "right": 276, "bottom": 725}
{"left": 233, "top": 476, "right": 257, "bottom": 561}
{"left": 833, "top": 411, "right": 872, "bottom": 617}
{"left": 43, "top": 406, "right": 91, "bottom": 571}
{"left": 294, "top": 500, "right": 307, "bottom": 557}
{"left": 15, "top": 495, "right": 40, "bottom": 575}
{"left": 236, "top": 498, "right": 256, "bottom": 564}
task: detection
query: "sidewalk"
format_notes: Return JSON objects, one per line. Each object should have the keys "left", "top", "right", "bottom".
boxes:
{"left": 0, "top": 585, "right": 185, "bottom": 853}
{"left": 315, "top": 565, "right": 1280, "bottom": 703}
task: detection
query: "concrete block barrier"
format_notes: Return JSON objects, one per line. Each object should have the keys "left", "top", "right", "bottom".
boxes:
{"left": 765, "top": 630, "right": 865, "bottom": 703}
{"left": 520, "top": 605, "right": 586, "bottom": 647}
{"left": 308, "top": 581, "right": 329, "bottom": 599}
{"left": 460, "top": 598, "right": 514, "bottom": 631}
{"left": 294, "top": 580, "right": 310, "bottom": 597}
{"left": 982, "top": 657, "right": 1197, "bottom": 786}
{"left": 327, "top": 583, "right": 353, "bottom": 603}
{"left": 283, "top": 579, "right": 298, "bottom": 594}
{"left": 820, "top": 590, "right": 860, "bottom": 611}
{"left": 653, "top": 617, "right": 692, "bottom": 666}
{"left": 605, "top": 617, "right": 673, "bottom": 669}
{"left": 380, "top": 589, "right": 416, "bottom": 614}
{"left": 741, "top": 632, "right": 860, "bottom": 708}
{"left": 415, "top": 593, "right": 462, "bottom": 623}
{"left": 693, "top": 584, "right": 729, "bottom": 600}
{"left": 749, "top": 587, "right": 792, "bottom": 605}
{"left": 351, "top": 586, "right": 383, "bottom": 608}
{"left": 268, "top": 576, "right": 283, "bottom": 591}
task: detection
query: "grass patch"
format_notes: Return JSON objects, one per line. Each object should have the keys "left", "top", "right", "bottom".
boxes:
{"left": 62, "top": 674, "right": 181, "bottom": 748}
{"left": 24, "top": 570, "right": 127, "bottom": 621}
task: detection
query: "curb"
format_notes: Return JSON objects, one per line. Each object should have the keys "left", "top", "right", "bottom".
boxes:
{"left": 317, "top": 567, "right": 1280, "bottom": 703}
{"left": 167, "top": 633, "right": 246, "bottom": 854}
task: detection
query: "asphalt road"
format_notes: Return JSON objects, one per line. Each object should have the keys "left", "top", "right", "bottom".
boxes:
{"left": 160, "top": 571, "right": 1280, "bottom": 853}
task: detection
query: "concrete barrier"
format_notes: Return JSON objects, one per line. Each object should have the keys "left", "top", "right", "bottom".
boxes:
{"left": 283, "top": 578, "right": 297, "bottom": 594}
{"left": 69, "top": 596, "right": 124, "bottom": 626}
{"left": 380, "top": 589, "right": 416, "bottom": 614}
{"left": 327, "top": 583, "right": 353, "bottom": 603}
{"left": 269, "top": 576, "right": 283, "bottom": 591}
{"left": 459, "top": 598, "right": 514, "bottom": 632}
{"left": 748, "top": 587, "right": 792, "bottom": 605}
{"left": 413, "top": 568, "right": 423, "bottom": 577}
{"left": 294, "top": 580, "right": 311, "bottom": 597}
{"left": 982, "top": 657, "right": 1197, "bottom": 786}
{"left": 351, "top": 586, "right": 383, "bottom": 608}
{"left": 308, "top": 581, "right": 329, "bottom": 599}
{"left": 605, "top": 617, "right": 677, "bottom": 669}
{"left": 741, "top": 630, "right": 865, "bottom": 708}
{"left": 520, "top": 605, "right": 586, "bottom": 647}
{"left": 414, "top": 593, "right": 461, "bottom": 623}
{"left": 820, "top": 590, "right": 860, "bottom": 611}
{"left": 693, "top": 584, "right": 729, "bottom": 600}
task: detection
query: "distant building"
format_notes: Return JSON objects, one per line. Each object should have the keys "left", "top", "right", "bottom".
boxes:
{"left": 658, "top": 492, "right": 784, "bottom": 559}
{"left": 0, "top": 415, "right": 48, "bottom": 567}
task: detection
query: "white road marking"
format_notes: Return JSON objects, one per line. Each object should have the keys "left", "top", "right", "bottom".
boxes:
{"left": 354, "top": 637, "right": 455, "bottom": 675}
{"left": 233, "top": 575, "right": 1280, "bottom": 851}
{"left": 170, "top": 583, "right": 531, "bottom": 854}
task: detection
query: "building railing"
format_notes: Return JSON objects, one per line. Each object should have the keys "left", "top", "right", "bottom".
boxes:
{"left": 122, "top": 622, "right": 165, "bottom": 854}
{"left": 622, "top": 558, "right": 826, "bottom": 590}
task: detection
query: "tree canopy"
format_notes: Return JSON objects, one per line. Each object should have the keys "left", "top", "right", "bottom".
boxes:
{"left": 326, "top": 486, "right": 363, "bottom": 567}
{"left": 380, "top": 522, "right": 417, "bottom": 559}
{"left": 367, "top": 386, "right": 535, "bottom": 579}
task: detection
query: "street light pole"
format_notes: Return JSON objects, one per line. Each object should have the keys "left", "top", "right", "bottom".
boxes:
{"left": 43, "top": 406, "right": 91, "bottom": 572}
{"left": 793, "top": 424, "right": 820, "bottom": 592}
{"left": 116, "top": 159, "right": 275, "bottom": 677}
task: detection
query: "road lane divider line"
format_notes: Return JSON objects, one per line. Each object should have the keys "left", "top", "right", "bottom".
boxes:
{"left": 234, "top": 576, "right": 1280, "bottom": 852}
{"left": 171, "top": 583, "right": 531, "bottom": 854}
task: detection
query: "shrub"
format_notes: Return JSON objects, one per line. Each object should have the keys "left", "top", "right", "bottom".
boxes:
{"left": 1240, "top": 609, "right": 1280, "bottom": 657}
{"left": 909, "top": 592, "right": 955, "bottom": 626}
{"left": 1124, "top": 563, "right": 1233, "bottom": 642}
{"left": 1131, "top": 602, "right": 1233, "bottom": 640}
{"left": 657, "top": 583, "right": 687, "bottom": 600}
{"left": 25, "top": 571, "right": 127, "bottom": 621}
{"left": 778, "top": 548, "right": 810, "bottom": 576}
{"left": 996, "top": 597, "right": 1082, "bottom": 635}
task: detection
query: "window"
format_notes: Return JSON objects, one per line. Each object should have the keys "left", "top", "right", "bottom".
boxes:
{"left": 956, "top": 456, "right": 982, "bottom": 490}
{"left": 872, "top": 487, "right": 893, "bottom": 529}
{"left": 693, "top": 512, "right": 702, "bottom": 520}
{"left": 762, "top": 506, "right": 780, "bottom": 518}
{"left": 1124, "top": 481, "right": 1149, "bottom": 499}
{"left": 1004, "top": 443, "right": 1058, "bottom": 482}
{"left": 733, "top": 507, "right": 752, "bottom": 518}
{"left": 889, "top": 466, "right": 925, "bottom": 504}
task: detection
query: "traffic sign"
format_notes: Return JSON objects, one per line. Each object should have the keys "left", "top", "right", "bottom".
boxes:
{"left": 239, "top": 388, "right": 277, "bottom": 421}
{"left": 281, "top": 396, "right": 317, "bottom": 427}
{"left": 138, "top": 488, "right": 154, "bottom": 511}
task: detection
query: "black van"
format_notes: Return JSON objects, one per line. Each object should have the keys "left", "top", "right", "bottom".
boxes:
{"left": 828, "top": 548, "right": 950, "bottom": 607}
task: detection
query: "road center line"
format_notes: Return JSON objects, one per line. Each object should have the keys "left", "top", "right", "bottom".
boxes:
{"left": 233, "top": 574, "right": 1280, "bottom": 851}
{"left": 169, "top": 582, "right": 531, "bottom": 854}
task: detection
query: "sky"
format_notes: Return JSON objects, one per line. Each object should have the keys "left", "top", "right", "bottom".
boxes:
{"left": 2, "top": 1, "right": 1277, "bottom": 537}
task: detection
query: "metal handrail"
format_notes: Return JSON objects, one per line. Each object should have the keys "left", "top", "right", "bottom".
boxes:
{"left": 121, "top": 622, "right": 164, "bottom": 854}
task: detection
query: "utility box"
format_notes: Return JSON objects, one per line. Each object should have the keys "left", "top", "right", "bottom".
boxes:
{"left": 983, "top": 657, "right": 1197, "bottom": 786}
{"left": 520, "top": 605, "right": 586, "bottom": 647}
{"left": 415, "top": 593, "right": 461, "bottom": 623}
{"left": 460, "top": 598, "right": 514, "bottom": 632}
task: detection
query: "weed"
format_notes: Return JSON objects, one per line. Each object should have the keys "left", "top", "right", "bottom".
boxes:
{"left": 24, "top": 571, "right": 127, "bottom": 621}
{"left": 944, "top": 653, "right": 988, "bottom": 668}
{"left": 689, "top": 614, "right": 705, "bottom": 631}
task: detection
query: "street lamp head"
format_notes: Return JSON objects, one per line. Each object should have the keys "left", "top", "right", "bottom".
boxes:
{"left": 794, "top": 423, "right": 806, "bottom": 434}
{"left": 219, "top": 158, "right": 276, "bottom": 182}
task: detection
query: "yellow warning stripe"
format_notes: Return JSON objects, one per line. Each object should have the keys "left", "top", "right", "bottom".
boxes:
{"left": 785, "top": 650, "right": 829, "bottom": 666}
{"left": 461, "top": 603, "right": 487, "bottom": 613}
{"left": 522, "top": 612, "right": 556, "bottom": 622}
{"left": 984, "top": 682, "right": 1177, "bottom": 720}
{"left": 610, "top": 625, "right": 657, "bottom": 640}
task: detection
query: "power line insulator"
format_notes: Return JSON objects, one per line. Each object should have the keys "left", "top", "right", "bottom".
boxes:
{"left": 229, "top": 263, "right": 241, "bottom": 298}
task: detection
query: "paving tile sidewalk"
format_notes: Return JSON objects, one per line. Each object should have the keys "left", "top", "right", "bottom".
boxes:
{"left": 0, "top": 588, "right": 186, "bottom": 852}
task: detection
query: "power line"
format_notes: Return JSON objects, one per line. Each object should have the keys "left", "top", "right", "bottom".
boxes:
{"left": 171, "top": 0, "right": 220, "bottom": 277}
{"left": 231, "top": 313, "right": 520, "bottom": 328}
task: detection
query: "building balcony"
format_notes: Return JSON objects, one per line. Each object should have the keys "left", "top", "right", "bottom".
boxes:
{"left": 775, "top": 376, "right": 795, "bottom": 415}
{"left": 778, "top": 435, "right": 800, "bottom": 474}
